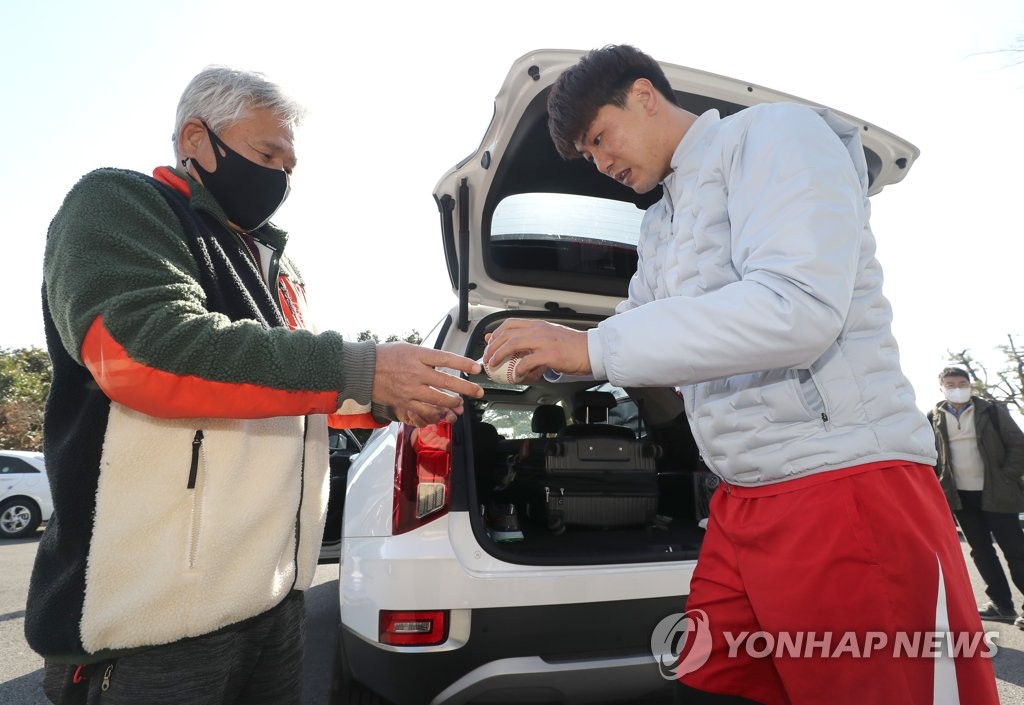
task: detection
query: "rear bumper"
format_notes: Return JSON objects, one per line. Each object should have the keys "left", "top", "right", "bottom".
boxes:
{"left": 429, "top": 654, "right": 669, "bottom": 705}
{"left": 342, "top": 595, "right": 683, "bottom": 705}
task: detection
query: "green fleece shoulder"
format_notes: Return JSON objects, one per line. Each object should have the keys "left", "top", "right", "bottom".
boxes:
{"left": 45, "top": 167, "right": 375, "bottom": 407}
{"left": 46, "top": 167, "right": 376, "bottom": 405}
{"left": 44, "top": 168, "right": 204, "bottom": 364}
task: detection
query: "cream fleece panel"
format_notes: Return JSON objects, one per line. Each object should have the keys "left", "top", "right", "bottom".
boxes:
{"left": 81, "top": 404, "right": 322, "bottom": 653}
{"left": 336, "top": 398, "right": 373, "bottom": 415}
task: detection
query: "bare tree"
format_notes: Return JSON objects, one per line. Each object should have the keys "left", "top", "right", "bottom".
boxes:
{"left": 948, "top": 334, "right": 1024, "bottom": 414}
{"left": 356, "top": 330, "right": 423, "bottom": 344}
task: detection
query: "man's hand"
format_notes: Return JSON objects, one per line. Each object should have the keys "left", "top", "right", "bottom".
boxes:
{"left": 482, "top": 319, "right": 591, "bottom": 383}
{"left": 373, "top": 343, "right": 483, "bottom": 427}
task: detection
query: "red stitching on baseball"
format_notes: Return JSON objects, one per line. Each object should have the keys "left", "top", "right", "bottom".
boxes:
{"left": 507, "top": 352, "right": 520, "bottom": 383}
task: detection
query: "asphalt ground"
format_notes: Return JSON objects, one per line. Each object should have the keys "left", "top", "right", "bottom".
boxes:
{"left": 2, "top": 529, "right": 1023, "bottom": 704}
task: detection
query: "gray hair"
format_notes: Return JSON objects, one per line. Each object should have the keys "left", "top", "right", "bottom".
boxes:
{"left": 172, "top": 65, "right": 305, "bottom": 157}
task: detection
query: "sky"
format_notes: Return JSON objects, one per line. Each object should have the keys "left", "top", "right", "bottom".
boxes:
{"left": 2, "top": 0, "right": 1023, "bottom": 414}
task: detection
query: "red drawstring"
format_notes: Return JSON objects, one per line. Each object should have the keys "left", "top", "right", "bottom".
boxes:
{"left": 72, "top": 665, "right": 87, "bottom": 684}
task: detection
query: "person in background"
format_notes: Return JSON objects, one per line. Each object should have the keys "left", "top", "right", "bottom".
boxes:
{"left": 929, "top": 366, "right": 1024, "bottom": 627}
{"left": 484, "top": 44, "right": 998, "bottom": 704}
{"left": 27, "top": 65, "right": 481, "bottom": 705}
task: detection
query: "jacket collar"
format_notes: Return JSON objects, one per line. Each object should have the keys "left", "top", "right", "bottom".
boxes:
{"left": 661, "top": 109, "right": 721, "bottom": 211}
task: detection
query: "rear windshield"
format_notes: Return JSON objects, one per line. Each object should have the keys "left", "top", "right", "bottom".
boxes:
{"left": 486, "top": 193, "right": 645, "bottom": 298}
{"left": 479, "top": 383, "right": 639, "bottom": 439}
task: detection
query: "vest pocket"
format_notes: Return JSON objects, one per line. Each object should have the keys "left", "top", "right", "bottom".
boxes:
{"left": 186, "top": 429, "right": 205, "bottom": 569}
{"left": 798, "top": 369, "right": 832, "bottom": 427}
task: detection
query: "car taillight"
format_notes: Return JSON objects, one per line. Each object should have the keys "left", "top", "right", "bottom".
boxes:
{"left": 379, "top": 610, "right": 449, "bottom": 646}
{"left": 392, "top": 421, "right": 451, "bottom": 535}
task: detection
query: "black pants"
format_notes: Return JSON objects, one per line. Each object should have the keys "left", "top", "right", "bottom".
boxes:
{"left": 956, "top": 490, "right": 1024, "bottom": 611}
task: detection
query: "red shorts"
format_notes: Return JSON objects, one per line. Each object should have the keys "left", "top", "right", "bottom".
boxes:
{"left": 678, "top": 461, "right": 998, "bottom": 705}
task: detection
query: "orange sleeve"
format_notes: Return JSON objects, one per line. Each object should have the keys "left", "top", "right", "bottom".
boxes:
{"left": 327, "top": 412, "right": 386, "bottom": 429}
{"left": 81, "top": 316, "right": 341, "bottom": 419}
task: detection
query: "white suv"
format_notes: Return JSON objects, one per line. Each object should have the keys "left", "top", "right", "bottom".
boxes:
{"left": 329, "top": 49, "right": 917, "bottom": 705}
{"left": 0, "top": 450, "right": 52, "bottom": 539}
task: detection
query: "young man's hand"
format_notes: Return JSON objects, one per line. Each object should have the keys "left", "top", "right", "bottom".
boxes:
{"left": 483, "top": 319, "right": 591, "bottom": 383}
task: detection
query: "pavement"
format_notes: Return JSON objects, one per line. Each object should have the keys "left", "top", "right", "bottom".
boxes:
{"left": 2, "top": 529, "right": 1024, "bottom": 704}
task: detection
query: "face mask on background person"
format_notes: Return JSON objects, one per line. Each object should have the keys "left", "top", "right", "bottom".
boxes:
{"left": 943, "top": 387, "right": 972, "bottom": 405}
{"left": 189, "top": 122, "right": 290, "bottom": 232}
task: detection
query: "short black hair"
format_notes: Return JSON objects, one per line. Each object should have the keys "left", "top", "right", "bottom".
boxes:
{"left": 547, "top": 44, "right": 678, "bottom": 160}
{"left": 939, "top": 367, "right": 970, "bottom": 382}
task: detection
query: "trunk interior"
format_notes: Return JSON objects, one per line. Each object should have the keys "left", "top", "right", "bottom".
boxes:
{"left": 461, "top": 313, "right": 714, "bottom": 566}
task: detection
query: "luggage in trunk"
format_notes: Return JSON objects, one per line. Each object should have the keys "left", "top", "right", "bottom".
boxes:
{"left": 523, "top": 433, "right": 660, "bottom": 531}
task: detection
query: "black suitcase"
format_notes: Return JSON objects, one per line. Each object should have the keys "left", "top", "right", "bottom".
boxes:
{"left": 526, "top": 433, "right": 660, "bottom": 531}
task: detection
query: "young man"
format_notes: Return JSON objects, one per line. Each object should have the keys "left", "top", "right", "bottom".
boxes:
{"left": 484, "top": 45, "right": 997, "bottom": 704}
{"left": 930, "top": 367, "right": 1024, "bottom": 627}
{"left": 28, "top": 66, "right": 481, "bottom": 705}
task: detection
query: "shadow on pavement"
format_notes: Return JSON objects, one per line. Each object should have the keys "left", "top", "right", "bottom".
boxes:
{"left": 995, "top": 644, "right": 1024, "bottom": 687}
{"left": 0, "top": 609, "right": 26, "bottom": 623}
{"left": 1, "top": 534, "right": 42, "bottom": 546}
{"left": 0, "top": 668, "right": 48, "bottom": 705}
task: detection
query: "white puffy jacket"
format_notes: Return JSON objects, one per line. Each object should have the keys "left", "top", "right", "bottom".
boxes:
{"left": 588, "top": 103, "right": 936, "bottom": 486}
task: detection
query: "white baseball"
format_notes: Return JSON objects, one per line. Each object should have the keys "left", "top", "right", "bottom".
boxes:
{"left": 484, "top": 352, "right": 523, "bottom": 384}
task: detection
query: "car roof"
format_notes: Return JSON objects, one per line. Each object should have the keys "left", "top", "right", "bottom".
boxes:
{"left": 433, "top": 48, "right": 919, "bottom": 322}
{"left": 0, "top": 450, "right": 44, "bottom": 460}
{"left": 0, "top": 450, "right": 45, "bottom": 471}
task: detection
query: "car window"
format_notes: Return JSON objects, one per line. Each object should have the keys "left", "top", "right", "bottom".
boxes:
{"left": 481, "top": 407, "right": 538, "bottom": 439}
{"left": 487, "top": 192, "right": 645, "bottom": 296}
{"left": 420, "top": 314, "right": 450, "bottom": 350}
{"left": 478, "top": 383, "right": 640, "bottom": 439}
{"left": 330, "top": 427, "right": 370, "bottom": 450}
{"left": 588, "top": 382, "right": 641, "bottom": 434}
{"left": 0, "top": 457, "right": 40, "bottom": 474}
{"left": 607, "top": 396, "right": 640, "bottom": 431}
{"left": 328, "top": 430, "right": 349, "bottom": 451}
{"left": 492, "top": 193, "right": 643, "bottom": 245}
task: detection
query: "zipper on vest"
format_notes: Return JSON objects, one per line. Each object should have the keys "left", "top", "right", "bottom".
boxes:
{"left": 187, "top": 430, "right": 204, "bottom": 489}
{"left": 290, "top": 418, "right": 309, "bottom": 592}
{"left": 187, "top": 430, "right": 206, "bottom": 569}
{"left": 804, "top": 370, "right": 833, "bottom": 430}
{"left": 101, "top": 663, "right": 113, "bottom": 691}
{"left": 278, "top": 279, "right": 303, "bottom": 327}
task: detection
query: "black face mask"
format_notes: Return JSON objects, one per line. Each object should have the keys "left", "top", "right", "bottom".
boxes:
{"left": 189, "top": 122, "right": 290, "bottom": 232}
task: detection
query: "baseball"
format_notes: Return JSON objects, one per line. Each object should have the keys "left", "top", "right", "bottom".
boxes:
{"left": 483, "top": 353, "right": 523, "bottom": 384}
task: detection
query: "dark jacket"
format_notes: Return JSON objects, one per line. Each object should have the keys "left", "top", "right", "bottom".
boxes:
{"left": 928, "top": 397, "right": 1024, "bottom": 513}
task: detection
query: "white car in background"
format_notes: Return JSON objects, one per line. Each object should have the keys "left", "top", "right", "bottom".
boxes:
{"left": 328, "top": 49, "right": 918, "bottom": 705}
{"left": 0, "top": 450, "right": 53, "bottom": 539}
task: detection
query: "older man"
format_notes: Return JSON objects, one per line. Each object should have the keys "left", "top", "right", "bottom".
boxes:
{"left": 28, "top": 66, "right": 481, "bottom": 705}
